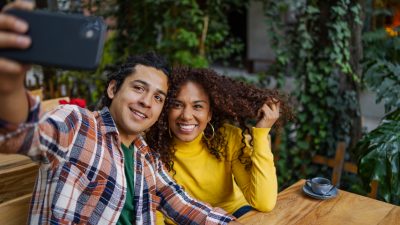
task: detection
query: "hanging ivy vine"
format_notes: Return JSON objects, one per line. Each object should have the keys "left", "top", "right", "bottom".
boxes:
{"left": 263, "top": 0, "right": 362, "bottom": 187}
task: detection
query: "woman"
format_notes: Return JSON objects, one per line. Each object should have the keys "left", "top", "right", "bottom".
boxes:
{"left": 147, "top": 67, "right": 291, "bottom": 224}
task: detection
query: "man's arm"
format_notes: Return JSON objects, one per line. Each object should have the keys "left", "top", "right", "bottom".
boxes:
{"left": 154, "top": 157, "right": 240, "bottom": 225}
{"left": 0, "top": 0, "right": 34, "bottom": 124}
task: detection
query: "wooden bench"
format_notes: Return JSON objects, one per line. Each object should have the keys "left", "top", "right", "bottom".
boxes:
{"left": 0, "top": 155, "right": 38, "bottom": 203}
{"left": 0, "top": 194, "right": 32, "bottom": 225}
{"left": 41, "top": 96, "right": 70, "bottom": 112}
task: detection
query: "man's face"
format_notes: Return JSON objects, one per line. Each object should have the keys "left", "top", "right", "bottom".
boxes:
{"left": 108, "top": 64, "right": 168, "bottom": 145}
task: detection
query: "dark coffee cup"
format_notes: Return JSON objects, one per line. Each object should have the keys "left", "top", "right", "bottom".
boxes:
{"left": 306, "top": 177, "right": 334, "bottom": 195}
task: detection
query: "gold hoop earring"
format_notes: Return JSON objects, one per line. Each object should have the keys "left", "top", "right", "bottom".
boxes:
{"left": 203, "top": 122, "right": 215, "bottom": 141}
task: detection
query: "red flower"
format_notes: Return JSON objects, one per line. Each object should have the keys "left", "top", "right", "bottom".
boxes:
{"left": 59, "top": 98, "right": 87, "bottom": 108}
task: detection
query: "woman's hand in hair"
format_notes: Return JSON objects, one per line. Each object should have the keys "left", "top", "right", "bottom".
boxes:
{"left": 255, "top": 101, "right": 280, "bottom": 128}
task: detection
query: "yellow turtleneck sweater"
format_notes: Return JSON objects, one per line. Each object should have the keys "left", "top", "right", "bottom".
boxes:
{"left": 156, "top": 124, "right": 277, "bottom": 224}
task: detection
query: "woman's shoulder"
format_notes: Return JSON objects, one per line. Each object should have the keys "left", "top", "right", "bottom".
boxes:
{"left": 221, "top": 123, "right": 243, "bottom": 136}
{"left": 220, "top": 123, "right": 251, "bottom": 158}
{"left": 220, "top": 123, "right": 247, "bottom": 147}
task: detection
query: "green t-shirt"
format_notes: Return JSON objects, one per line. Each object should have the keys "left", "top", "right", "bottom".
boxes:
{"left": 117, "top": 144, "right": 135, "bottom": 225}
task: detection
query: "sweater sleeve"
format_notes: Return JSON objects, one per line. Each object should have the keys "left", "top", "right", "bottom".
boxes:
{"left": 155, "top": 210, "right": 166, "bottom": 225}
{"left": 229, "top": 125, "right": 278, "bottom": 212}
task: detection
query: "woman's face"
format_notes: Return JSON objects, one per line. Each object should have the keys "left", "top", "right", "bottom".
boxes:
{"left": 168, "top": 81, "right": 212, "bottom": 142}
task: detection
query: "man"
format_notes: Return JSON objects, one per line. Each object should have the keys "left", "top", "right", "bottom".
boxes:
{"left": 0, "top": 1, "right": 241, "bottom": 224}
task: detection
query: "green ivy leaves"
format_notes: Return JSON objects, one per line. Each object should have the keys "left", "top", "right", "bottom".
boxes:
{"left": 263, "top": 0, "right": 361, "bottom": 188}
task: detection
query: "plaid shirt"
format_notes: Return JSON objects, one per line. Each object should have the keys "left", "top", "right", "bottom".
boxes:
{"left": 0, "top": 94, "right": 234, "bottom": 225}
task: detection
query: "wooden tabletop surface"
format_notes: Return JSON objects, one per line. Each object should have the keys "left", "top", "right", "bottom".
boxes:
{"left": 238, "top": 179, "right": 400, "bottom": 225}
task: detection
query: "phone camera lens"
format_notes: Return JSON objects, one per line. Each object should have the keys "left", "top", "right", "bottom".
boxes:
{"left": 85, "top": 30, "right": 94, "bottom": 39}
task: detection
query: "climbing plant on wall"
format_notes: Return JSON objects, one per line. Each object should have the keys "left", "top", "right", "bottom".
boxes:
{"left": 263, "top": 0, "right": 363, "bottom": 188}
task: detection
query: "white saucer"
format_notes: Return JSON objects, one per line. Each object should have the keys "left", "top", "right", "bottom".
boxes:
{"left": 302, "top": 183, "right": 338, "bottom": 200}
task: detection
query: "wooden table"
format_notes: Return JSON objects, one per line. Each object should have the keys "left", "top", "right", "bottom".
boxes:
{"left": 238, "top": 179, "right": 400, "bottom": 225}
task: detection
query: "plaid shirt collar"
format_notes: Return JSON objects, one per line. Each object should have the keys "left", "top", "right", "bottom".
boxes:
{"left": 98, "top": 107, "right": 119, "bottom": 135}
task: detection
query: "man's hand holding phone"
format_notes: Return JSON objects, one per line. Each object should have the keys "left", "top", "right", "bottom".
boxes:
{"left": 1, "top": 0, "right": 107, "bottom": 72}
{"left": 0, "top": 0, "right": 34, "bottom": 125}
{"left": 0, "top": 0, "right": 106, "bottom": 124}
{"left": 0, "top": 0, "right": 33, "bottom": 89}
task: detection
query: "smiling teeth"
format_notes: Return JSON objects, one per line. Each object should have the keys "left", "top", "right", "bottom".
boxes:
{"left": 179, "top": 124, "right": 196, "bottom": 131}
{"left": 133, "top": 111, "right": 146, "bottom": 118}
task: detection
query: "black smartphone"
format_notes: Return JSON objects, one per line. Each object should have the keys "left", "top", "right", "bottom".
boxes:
{"left": 0, "top": 9, "right": 107, "bottom": 70}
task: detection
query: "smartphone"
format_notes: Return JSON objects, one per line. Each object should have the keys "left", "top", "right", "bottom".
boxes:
{"left": 0, "top": 9, "right": 107, "bottom": 70}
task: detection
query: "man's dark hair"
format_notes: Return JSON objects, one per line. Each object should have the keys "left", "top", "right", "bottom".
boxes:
{"left": 98, "top": 52, "right": 170, "bottom": 109}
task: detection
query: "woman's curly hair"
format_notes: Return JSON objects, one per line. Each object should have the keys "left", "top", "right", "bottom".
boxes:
{"left": 146, "top": 67, "right": 292, "bottom": 172}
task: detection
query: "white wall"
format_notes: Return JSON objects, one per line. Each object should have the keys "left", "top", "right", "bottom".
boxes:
{"left": 247, "top": 1, "right": 275, "bottom": 72}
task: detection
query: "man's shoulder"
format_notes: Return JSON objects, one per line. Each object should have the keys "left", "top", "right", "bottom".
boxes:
{"left": 134, "top": 136, "right": 157, "bottom": 154}
{"left": 46, "top": 104, "right": 95, "bottom": 121}
{"left": 134, "top": 136, "right": 161, "bottom": 162}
